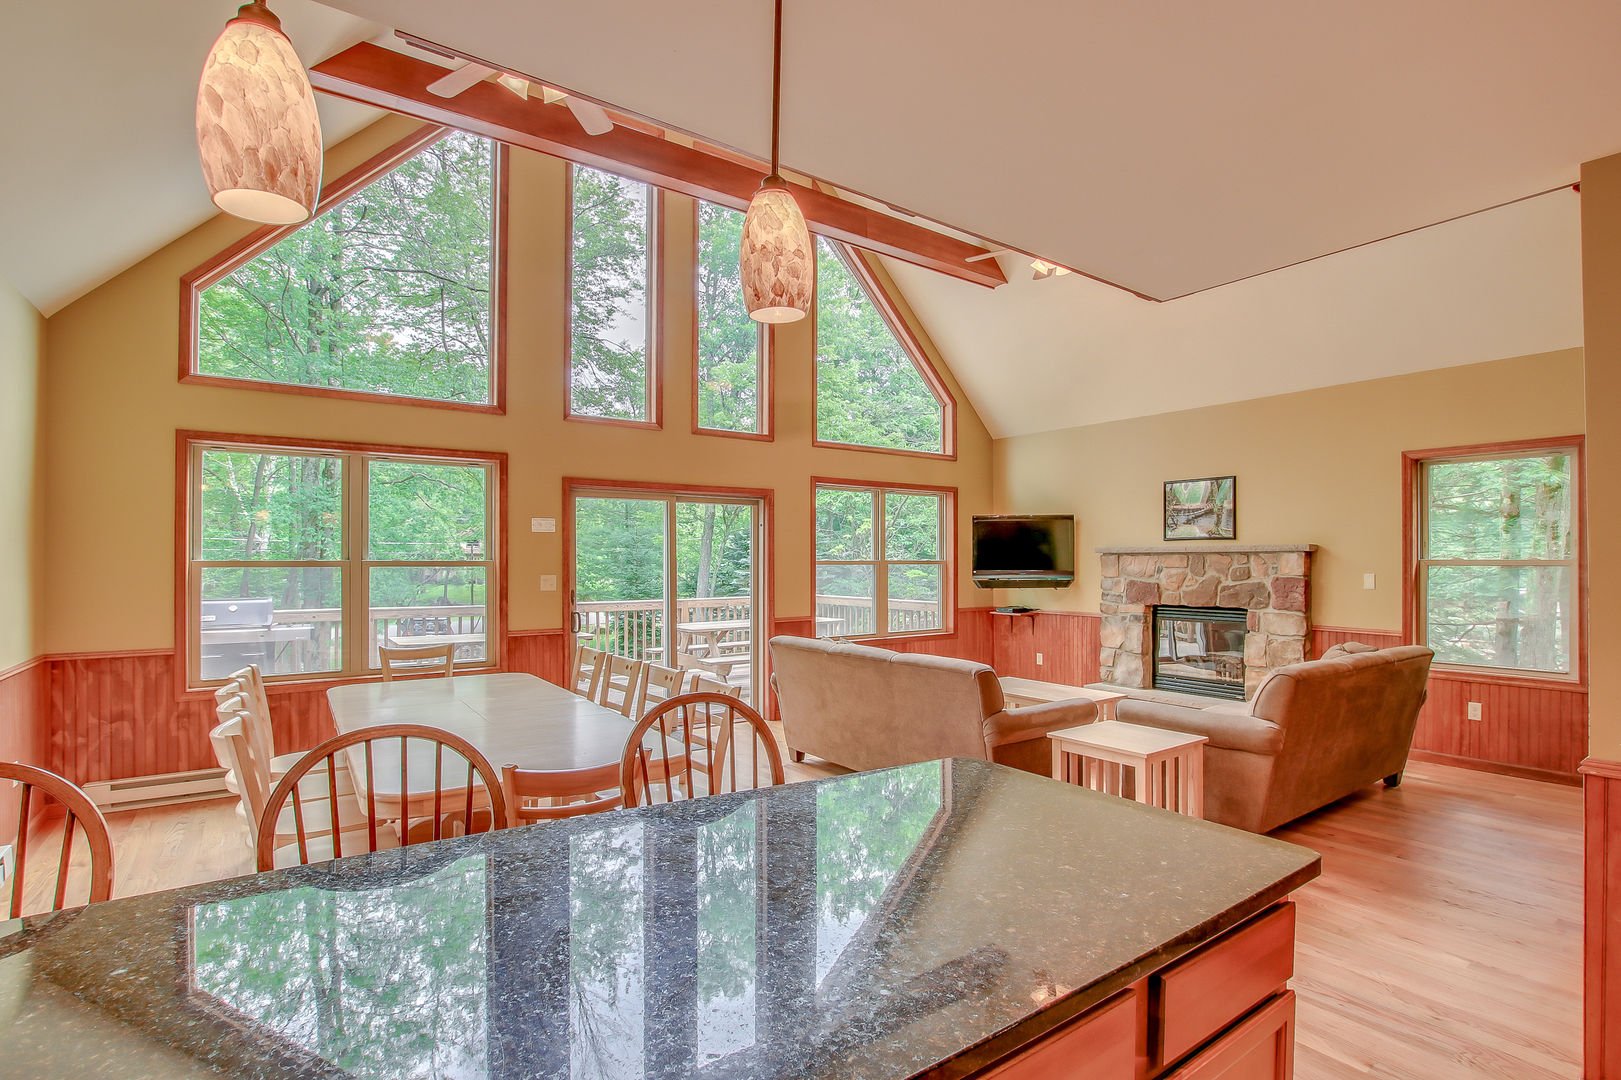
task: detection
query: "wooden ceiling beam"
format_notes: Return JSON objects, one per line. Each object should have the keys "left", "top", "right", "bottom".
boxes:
{"left": 309, "top": 43, "right": 1006, "bottom": 290}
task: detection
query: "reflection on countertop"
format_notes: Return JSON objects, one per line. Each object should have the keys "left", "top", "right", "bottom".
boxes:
{"left": 0, "top": 758, "right": 1319, "bottom": 1079}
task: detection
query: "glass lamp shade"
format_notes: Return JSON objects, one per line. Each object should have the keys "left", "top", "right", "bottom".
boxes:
{"left": 739, "top": 179, "right": 813, "bottom": 324}
{"left": 195, "top": 5, "right": 322, "bottom": 225}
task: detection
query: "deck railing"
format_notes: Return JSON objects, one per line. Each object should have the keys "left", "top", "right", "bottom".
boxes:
{"left": 249, "top": 592, "right": 944, "bottom": 674}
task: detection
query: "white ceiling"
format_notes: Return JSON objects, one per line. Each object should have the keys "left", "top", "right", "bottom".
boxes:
{"left": 0, "top": 0, "right": 382, "bottom": 316}
{"left": 0, "top": 0, "right": 1599, "bottom": 435}
{"left": 886, "top": 187, "right": 1583, "bottom": 437}
{"left": 313, "top": 0, "right": 1621, "bottom": 302}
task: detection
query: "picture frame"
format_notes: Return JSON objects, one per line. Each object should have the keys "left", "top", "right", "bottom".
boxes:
{"left": 1164, "top": 475, "right": 1237, "bottom": 541}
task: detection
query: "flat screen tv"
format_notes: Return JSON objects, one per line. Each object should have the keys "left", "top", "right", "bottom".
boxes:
{"left": 972, "top": 515, "right": 1075, "bottom": 588}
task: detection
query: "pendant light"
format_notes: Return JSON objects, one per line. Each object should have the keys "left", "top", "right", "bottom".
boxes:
{"left": 196, "top": 1, "right": 323, "bottom": 225}
{"left": 740, "top": 0, "right": 813, "bottom": 324}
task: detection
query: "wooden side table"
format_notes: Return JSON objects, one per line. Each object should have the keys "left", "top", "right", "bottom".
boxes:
{"left": 1048, "top": 720, "right": 1208, "bottom": 818}
{"left": 998, "top": 677, "right": 1127, "bottom": 721}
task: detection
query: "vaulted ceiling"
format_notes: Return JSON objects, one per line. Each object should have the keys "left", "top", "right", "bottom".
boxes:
{"left": 0, "top": 0, "right": 1606, "bottom": 431}
{"left": 0, "top": 1, "right": 382, "bottom": 316}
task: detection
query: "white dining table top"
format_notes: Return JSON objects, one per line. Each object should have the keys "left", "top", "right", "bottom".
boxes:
{"left": 326, "top": 673, "right": 641, "bottom": 803}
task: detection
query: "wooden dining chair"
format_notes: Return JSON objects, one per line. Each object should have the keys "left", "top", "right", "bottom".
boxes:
{"left": 594, "top": 654, "right": 648, "bottom": 718}
{"left": 216, "top": 667, "right": 351, "bottom": 793}
{"left": 571, "top": 643, "right": 606, "bottom": 698}
{"left": 213, "top": 704, "right": 371, "bottom": 855}
{"left": 619, "top": 693, "right": 784, "bottom": 808}
{"left": 379, "top": 644, "right": 456, "bottom": 682}
{"left": 2, "top": 762, "right": 114, "bottom": 918}
{"left": 501, "top": 763, "right": 623, "bottom": 825}
{"left": 636, "top": 663, "right": 691, "bottom": 717}
{"left": 257, "top": 724, "right": 508, "bottom": 871}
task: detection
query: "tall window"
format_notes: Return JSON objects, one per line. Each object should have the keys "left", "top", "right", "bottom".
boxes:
{"left": 695, "top": 201, "right": 767, "bottom": 436}
{"left": 814, "top": 239, "right": 949, "bottom": 456}
{"left": 186, "top": 435, "right": 500, "bottom": 687}
{"left": 190, "top": 129, "right": 501, "bottom": 407}
{"left": 569, "top": 165, "right": 657, "bottom": 424}
{"left": 1413, "top": 443, "right": 1581, "bottom": 678}
{"left": 814, "top": 482, "right": 951, "bottom": 638}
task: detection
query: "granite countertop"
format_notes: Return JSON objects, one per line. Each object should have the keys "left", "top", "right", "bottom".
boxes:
{"left": 0, "top": 759, "right": 1320, "bottom": 1079}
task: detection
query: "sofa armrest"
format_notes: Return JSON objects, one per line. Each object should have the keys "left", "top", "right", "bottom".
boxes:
{"left": 1116, "top": 699, "right": 1283, "bottom": 755}
{"left": 983, "top": 699, "right": 1100, "bottom": 749}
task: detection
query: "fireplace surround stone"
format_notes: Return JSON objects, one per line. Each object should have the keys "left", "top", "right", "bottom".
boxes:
{"left": 1097, "top": 544, "right": 1317, "bottom": 699}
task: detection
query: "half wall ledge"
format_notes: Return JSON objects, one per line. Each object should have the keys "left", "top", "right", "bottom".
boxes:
{"left": 1097, "top": 544, "right": 1319, "bottom": 554}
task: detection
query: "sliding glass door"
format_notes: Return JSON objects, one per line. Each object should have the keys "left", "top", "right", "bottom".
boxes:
{"left": 571, "top": 488, "right": 763, "bottom": 704}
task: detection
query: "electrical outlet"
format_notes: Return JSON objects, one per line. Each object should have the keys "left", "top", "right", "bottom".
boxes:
{"left": 0, "top": 843, "right": 12, "bottom": 890}
{"left": 1035, "top": 652, "right": 1044, "bottom": 666}
{"left": 1467, "top": 701, "right": 1483, "bottom": 721}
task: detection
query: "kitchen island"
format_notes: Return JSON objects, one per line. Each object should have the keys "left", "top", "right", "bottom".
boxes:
{"left": 0, "top": 758, "right": 1319, "bottom": 1078}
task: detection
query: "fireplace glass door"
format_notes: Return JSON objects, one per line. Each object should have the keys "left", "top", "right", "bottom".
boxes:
{"left": 1153, "top": 605, "right": 1247, "bottom": 700}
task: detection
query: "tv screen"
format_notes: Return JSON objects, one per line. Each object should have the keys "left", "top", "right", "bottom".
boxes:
{"left": 972, "top": 516, "right": 1075, "bottom": 586}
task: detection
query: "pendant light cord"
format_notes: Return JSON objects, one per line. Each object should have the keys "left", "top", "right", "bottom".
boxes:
{"left": 770, "top": 0, "right": 783, "bottom": 178}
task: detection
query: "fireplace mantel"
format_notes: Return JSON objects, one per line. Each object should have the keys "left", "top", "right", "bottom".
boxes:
{"left": 1098, "top": 545, "right": 1316, "bottom": 699}
{"left": 1097, "top": 544, "right": 1318, "bottom": 555}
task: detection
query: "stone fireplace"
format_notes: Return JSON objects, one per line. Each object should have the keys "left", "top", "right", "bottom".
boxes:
{"left": 1098, "top": 545, "right": 1315, "bottom": 699}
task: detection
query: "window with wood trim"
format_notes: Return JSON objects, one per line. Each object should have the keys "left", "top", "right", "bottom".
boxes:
{"left": 1412, "top": 443, "right": 1581, "bottom": 678}
{"left": 189, "top": 129, "right": 501, "bottom": 408}
{"left": 814, "top": 239, "right": 950, "bottom": 456}
{"left": 185, "top": 435, "right": 500, "bottom": 688}
{"left": 568, "top": 164, "right": 658, "bottom": 424}
{"left": 815, "top": 482, "right": 951, "bottom": 639}
{"left": 695, "top": 200, "right": 767, "bottom": 436}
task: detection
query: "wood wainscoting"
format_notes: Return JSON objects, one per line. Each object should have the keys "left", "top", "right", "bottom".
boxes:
{"left": 0, "top": 656, "right": 50, "bottom": 840}
{"left": 34, "top": 632, "right": 575, "bottom": 791}
{"left": 1583, "top": 758, "right": 1621, "bottom": 1078}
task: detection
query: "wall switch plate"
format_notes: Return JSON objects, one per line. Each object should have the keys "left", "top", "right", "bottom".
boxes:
{"left": 1363, "top": 573, "right": 1377, "bottom": 590}
{"left": 0, "top": 843, "right": 12, "bottom": 890}
{"left": 1035, "top": 652, "right": 1044, "bottom": 666}
{"left": 1467, "top": 701, "right": 1483, "bottom": 721}
{"left": 531, "top": 517, "right": 556, "bottom": 533}
{"left": 539, "top": 575, "right": 558, "bottom": 592}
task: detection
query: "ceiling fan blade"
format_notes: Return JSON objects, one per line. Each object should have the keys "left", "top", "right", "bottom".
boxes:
{"left": 565, "top": 96, "right": 615, "bottom": 136}
{"left": 495, "top": 73, "right": 530, "bottom": 99}
{"left": 426, "top": 62, "right": 499, "bottom": 98}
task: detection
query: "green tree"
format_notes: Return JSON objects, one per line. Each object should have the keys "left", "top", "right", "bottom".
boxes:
{"left": 814, "top": 239, "right": 944, "bottom": 454}
{"left": 570, "top": 166, "right": 652, "bottom": 420}
{"left": 198, "top": 131, "right": 495, "bottom": 404}
{"left": 696, "top": 201, "right": 763, "bottom": 433}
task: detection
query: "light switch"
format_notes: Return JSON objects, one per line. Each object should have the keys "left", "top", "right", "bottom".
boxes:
{"left": 531, "top": 517, "right": 556, "bottom": 533}
{"left": 1363, "top": 573, "right": 1377, "bottom": 590}
{"left": 539, "top": 575, "right": 558, "bottom": 592}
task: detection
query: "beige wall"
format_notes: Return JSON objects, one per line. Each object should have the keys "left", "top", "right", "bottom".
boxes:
{"left": 0, "top": 276, "right": 45, "bottom": 670}
{"left": 41, "top": 114, "right": 994, "bottom": 654}
{"left": 1583, "top": 152, "right": 1621, "bottom": 760}
{"left": 993, "top": 348, "right": 1585, "bottom": 629}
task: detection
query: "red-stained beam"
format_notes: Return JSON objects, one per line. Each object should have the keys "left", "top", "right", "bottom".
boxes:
{"left": 310, "top": 43, "right": 1006, "bottom": 290}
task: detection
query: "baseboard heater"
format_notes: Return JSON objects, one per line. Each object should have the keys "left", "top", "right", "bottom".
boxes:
{"left": 82, "top": 768, "right": 231, "bottom": 813}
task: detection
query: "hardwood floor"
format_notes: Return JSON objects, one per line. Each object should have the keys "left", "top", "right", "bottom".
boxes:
{"left": 16, "top": 757, "right": 1582, "bottom": 1079}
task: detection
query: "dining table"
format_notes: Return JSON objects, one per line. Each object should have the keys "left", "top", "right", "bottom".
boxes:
{"left": 325, "top": 672, "right": 641, "bottom": 818}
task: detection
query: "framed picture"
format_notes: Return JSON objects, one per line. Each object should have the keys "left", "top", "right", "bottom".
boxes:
{"left": 1164, "top": 476, "right": 1236, "bottom": 540}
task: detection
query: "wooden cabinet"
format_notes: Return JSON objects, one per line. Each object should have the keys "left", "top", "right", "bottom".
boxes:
{"left": 979, "top": 990, "right": 1138, "bottom": 1079}
{"left": 1164, "top": 992, "right": 1295, "bottom": 1080}
{"left": 967, "top": 903, "right": 1298, "bottom": 1080}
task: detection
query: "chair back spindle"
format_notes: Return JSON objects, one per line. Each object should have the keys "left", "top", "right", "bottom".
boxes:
{"left": 257, "top": 724, "right": 507, "bottom": 871}
{"left": 2, "top": 762, "right": 114, "bottom": 918}
{"left": 619, "top": 693, "right": 783, "bottom": 808}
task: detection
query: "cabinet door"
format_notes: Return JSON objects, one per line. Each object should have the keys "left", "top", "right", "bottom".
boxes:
{"left": 1165, "top": 991, "right": 1295, "bottom": 1080}
{"left": 979, "top": 989, "right": 1137, "bottom": 1080}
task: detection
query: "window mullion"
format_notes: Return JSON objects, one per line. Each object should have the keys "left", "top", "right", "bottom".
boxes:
{"left": 347, "top": 453, "right": 367, "bottom": 675}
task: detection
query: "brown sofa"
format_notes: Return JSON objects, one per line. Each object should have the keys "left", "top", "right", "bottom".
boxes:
{"left": 768, "top": 636, "right": 1098, "bottom": 775}
{"left": 1117, "top": 643, "right": 1434, "bottom": 832}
